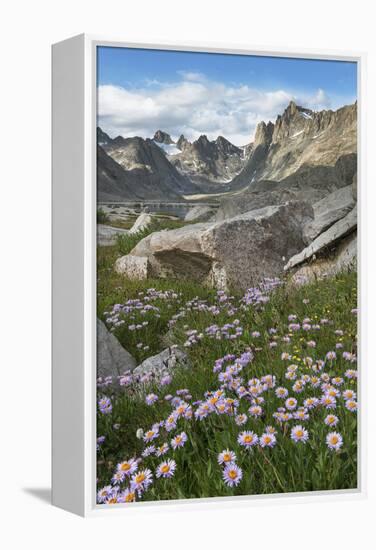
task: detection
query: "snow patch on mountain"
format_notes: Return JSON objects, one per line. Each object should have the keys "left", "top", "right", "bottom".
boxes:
{"left": 154, "top": 141, "right": 180, "bottom": 156}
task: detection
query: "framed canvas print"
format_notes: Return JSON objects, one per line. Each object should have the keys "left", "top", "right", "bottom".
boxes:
{"left": 52, "top": 34, "right": 365, "bottom": 516}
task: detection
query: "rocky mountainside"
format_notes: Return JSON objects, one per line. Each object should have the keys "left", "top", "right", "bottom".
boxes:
{"left": 112, "top": 100, "right": 357, "bottom": 290}
{"left": 97, "top": 127, "right": 113, "bottom": 146}
{"left": 97, "top": 129, "right": 199, "bottom": 201}
{"left": 97, "top": 145, "right": 138, "bottom": 201}
{"left": 98, "top": 125, "right": 252, "bottom": 198}
{"left": 217, "top": 153, "right": 356, "bottom": 220}
{"left": 230, "top": 101, "right": 357, "bottom": 189}
{"left": 218, "top": 101, "right": 357, "bottom": 218}
{"left": 98, "top": 101, "right": 356, "bottom": 202}
{"left": 148, "top": 129, "right": 250, "bottom": 188}
{"left": 153, "top": 130, "right": 174, "bottom": 145}
{"left": 169, "top": 134, "right": 247, "bottom": 188}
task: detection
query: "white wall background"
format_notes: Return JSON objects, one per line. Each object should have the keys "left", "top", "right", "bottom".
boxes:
{"left": 1, "top": 0, "right": 375, "bottom": 547}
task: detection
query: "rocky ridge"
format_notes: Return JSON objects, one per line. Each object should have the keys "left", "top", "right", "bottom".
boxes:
{"left": 169, "top": 134, "right": 247, "bottom": 187}
{"left": 230, "top": 101, "right": 357, "bottom": 189}
{"left": 97, "top": 131, "right": 198, "bottom": 201}
{"left": 101, "top": 100, "right": 358, "bottom": 289}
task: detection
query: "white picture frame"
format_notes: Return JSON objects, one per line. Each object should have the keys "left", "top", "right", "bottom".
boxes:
{"left": 52, "top": 34, "right": 366, "bottom": 517}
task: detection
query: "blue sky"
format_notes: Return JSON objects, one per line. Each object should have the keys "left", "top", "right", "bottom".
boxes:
{"left": 97, "top": 46, "right": 357, "bottom": 145}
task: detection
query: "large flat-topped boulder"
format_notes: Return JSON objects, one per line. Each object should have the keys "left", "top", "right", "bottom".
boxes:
{"left": 302, "top": 185, "right": 355, "bottom": 244}
{"left": 114, "top": 255, "right": 150, "bottom": 280}
{"left": 285, "top": 206, "right": 357, "bottom": 271}
{"left": 128, "top": 201, "right": 313, "bottom": 291}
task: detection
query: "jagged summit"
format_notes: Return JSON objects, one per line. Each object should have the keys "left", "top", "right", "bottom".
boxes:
{"left": 97, "top": 129, "right": 197, "bottom": 201}
{"left": 177, "top": 134, "right": 190, "bottom": 150}
{"left": 230, "top": 101, "right": 357, "bottom": 189}
{"left": 285, "top": 100, "right": 300, "bottom": 115}
{"left": 153, "top": 130, "right": 174, "bottom": 145}
{"left": 97, "top": 100, "right": 356, "bottom": 200}
{"left": 97, "top": 127, "right": 112, "bottom": 146}
{"left": 280, "top": 100, "right": 312, "bottom": 118}
{"left": 168, "top": 133, "right": 246, "bottom": 186}
{"left": 215, "top": 135, "right": 242, "bottom": 155}
{"left": 254, "top": 121, "right": 274, "bottom": 147}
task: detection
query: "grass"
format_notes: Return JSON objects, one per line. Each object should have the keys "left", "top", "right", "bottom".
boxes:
{"left": 98, "top": 217, "right": 204, "bottom": 361}
{"left": 96, "top": 249, "right": 358, "bottom": 502}
{"left": 103, "top": 218, "right": 136, "bottom": 230}
{"left": 98, "top": 242, "right": 216, "bottom": 363}
{"left": 97, "top": 207, "right": 109, "bottom": 224}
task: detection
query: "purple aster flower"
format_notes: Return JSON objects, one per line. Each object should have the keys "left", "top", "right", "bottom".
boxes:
{"left": 345, "top": 400, "right": 358, "bottom": 412}
{"left": 96, "top": 435, "right": 105, "bottom": 450}
{"left": 160, "top": 374, "right": 172, "bottom": 386}
{"left": 235, "top": 413, "right": 248, "bottom": 426}
{"left": 291, "top": 425, "right": 309, "bottom": 443}
{"left": 120, "top": 488, "right": 136, "bottom": 503}
{"left": 218, "top": 449, "right": 237, "bottom": 465}
{"left": 171, "top": 431, "right": 188, "bottom": 450}
{"left": 156, "top": 459, "right": 177, "bottom": 478}
{"left": 97, "top": 485, "right": 113, "bottom": 503}
{"left": 142, "top": 445, "right": 156, "bottom": 457}
{"left": 326, "top": 432, "right": 343, "bottom": 451}
{"left": 98, "top": 396, "right": 112, "bottom": 415}
{"left": 285, "top": 397, "right": 297, "bottom": 410}
{"left": 155, "top": 443, "right": 169, "bottom": 457}
{"left": 143, "top": 428, "right": 159, "bottom": 442}
{"left": 130, "top": 468, "right": 153, "bottom": 495}
{"left": 116, "top": 458, "right": 138, "bottom": 477}
{"left": 238, "top": 430, "right": 258, "bottom": 449}
{"left": 259, "top": 432, "right": 277, "bottom": 448}
{"left": 324, "top": 414, "right": 339, "bottom": 427}
{"left": 222, "top": 464, "right": 243, "bottom": 487}
{"left": 145, "top": 393, "right": 158, "bottom": 406}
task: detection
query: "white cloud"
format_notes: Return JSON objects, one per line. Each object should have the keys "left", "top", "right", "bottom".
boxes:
{"left": 97, "top": 76, "right": 336, "bottom": 146}
{"left": 305, "top": 88, "right": 331, "bottom": 111}
{"left": 177, "top": 70, "right": 207, "bottom": 82}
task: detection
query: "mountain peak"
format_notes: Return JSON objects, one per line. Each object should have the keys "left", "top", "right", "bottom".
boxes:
{"left": 97, "top": 127, "right": 113, "bottom": 146}
{"left": 271, "top": 101, "right": 314, "bottom": 143}
{"left": 254, "top": 120, "right": 274, "bottom": 147}
{"left": 196, "top": 134, "right": 210, "bottom": 144}
{"left": 169, "top": 133, "right": 246, "bottom": 184}
{"left": 216, "top": 135, "right": 242, "bottom": 155}
{"left": 153, "top": 130, "right": 174, "bottom": 145}
{"left": 286, "top": 100, "right": 298, "bottom": 114}
{"left": 216, "top": 135, "right": 231, "bottom": 146}
{"left": 230, "top": 100, "right": 357, "bottom": 190}
{"left": 177, "top": 134, "right": 190, "bottom": 150}
{"left": 283, "top": 100, "right": 313, "bottom": 119}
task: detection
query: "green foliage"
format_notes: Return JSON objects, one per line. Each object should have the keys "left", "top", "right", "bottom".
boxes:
{"left": 97, "top": 235, "right": 215, "bottom": 362}
{"left": 97, "top": 208, "right": 109, "bottom": 224}
{"left": 113, "top": 218, "right": 193, "bottom": 256}
{"left": 97, "top": 267, "right": 358, "bottom": 501}
{"left": 116, "top": 227, "right": 154, "bottom": 256}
